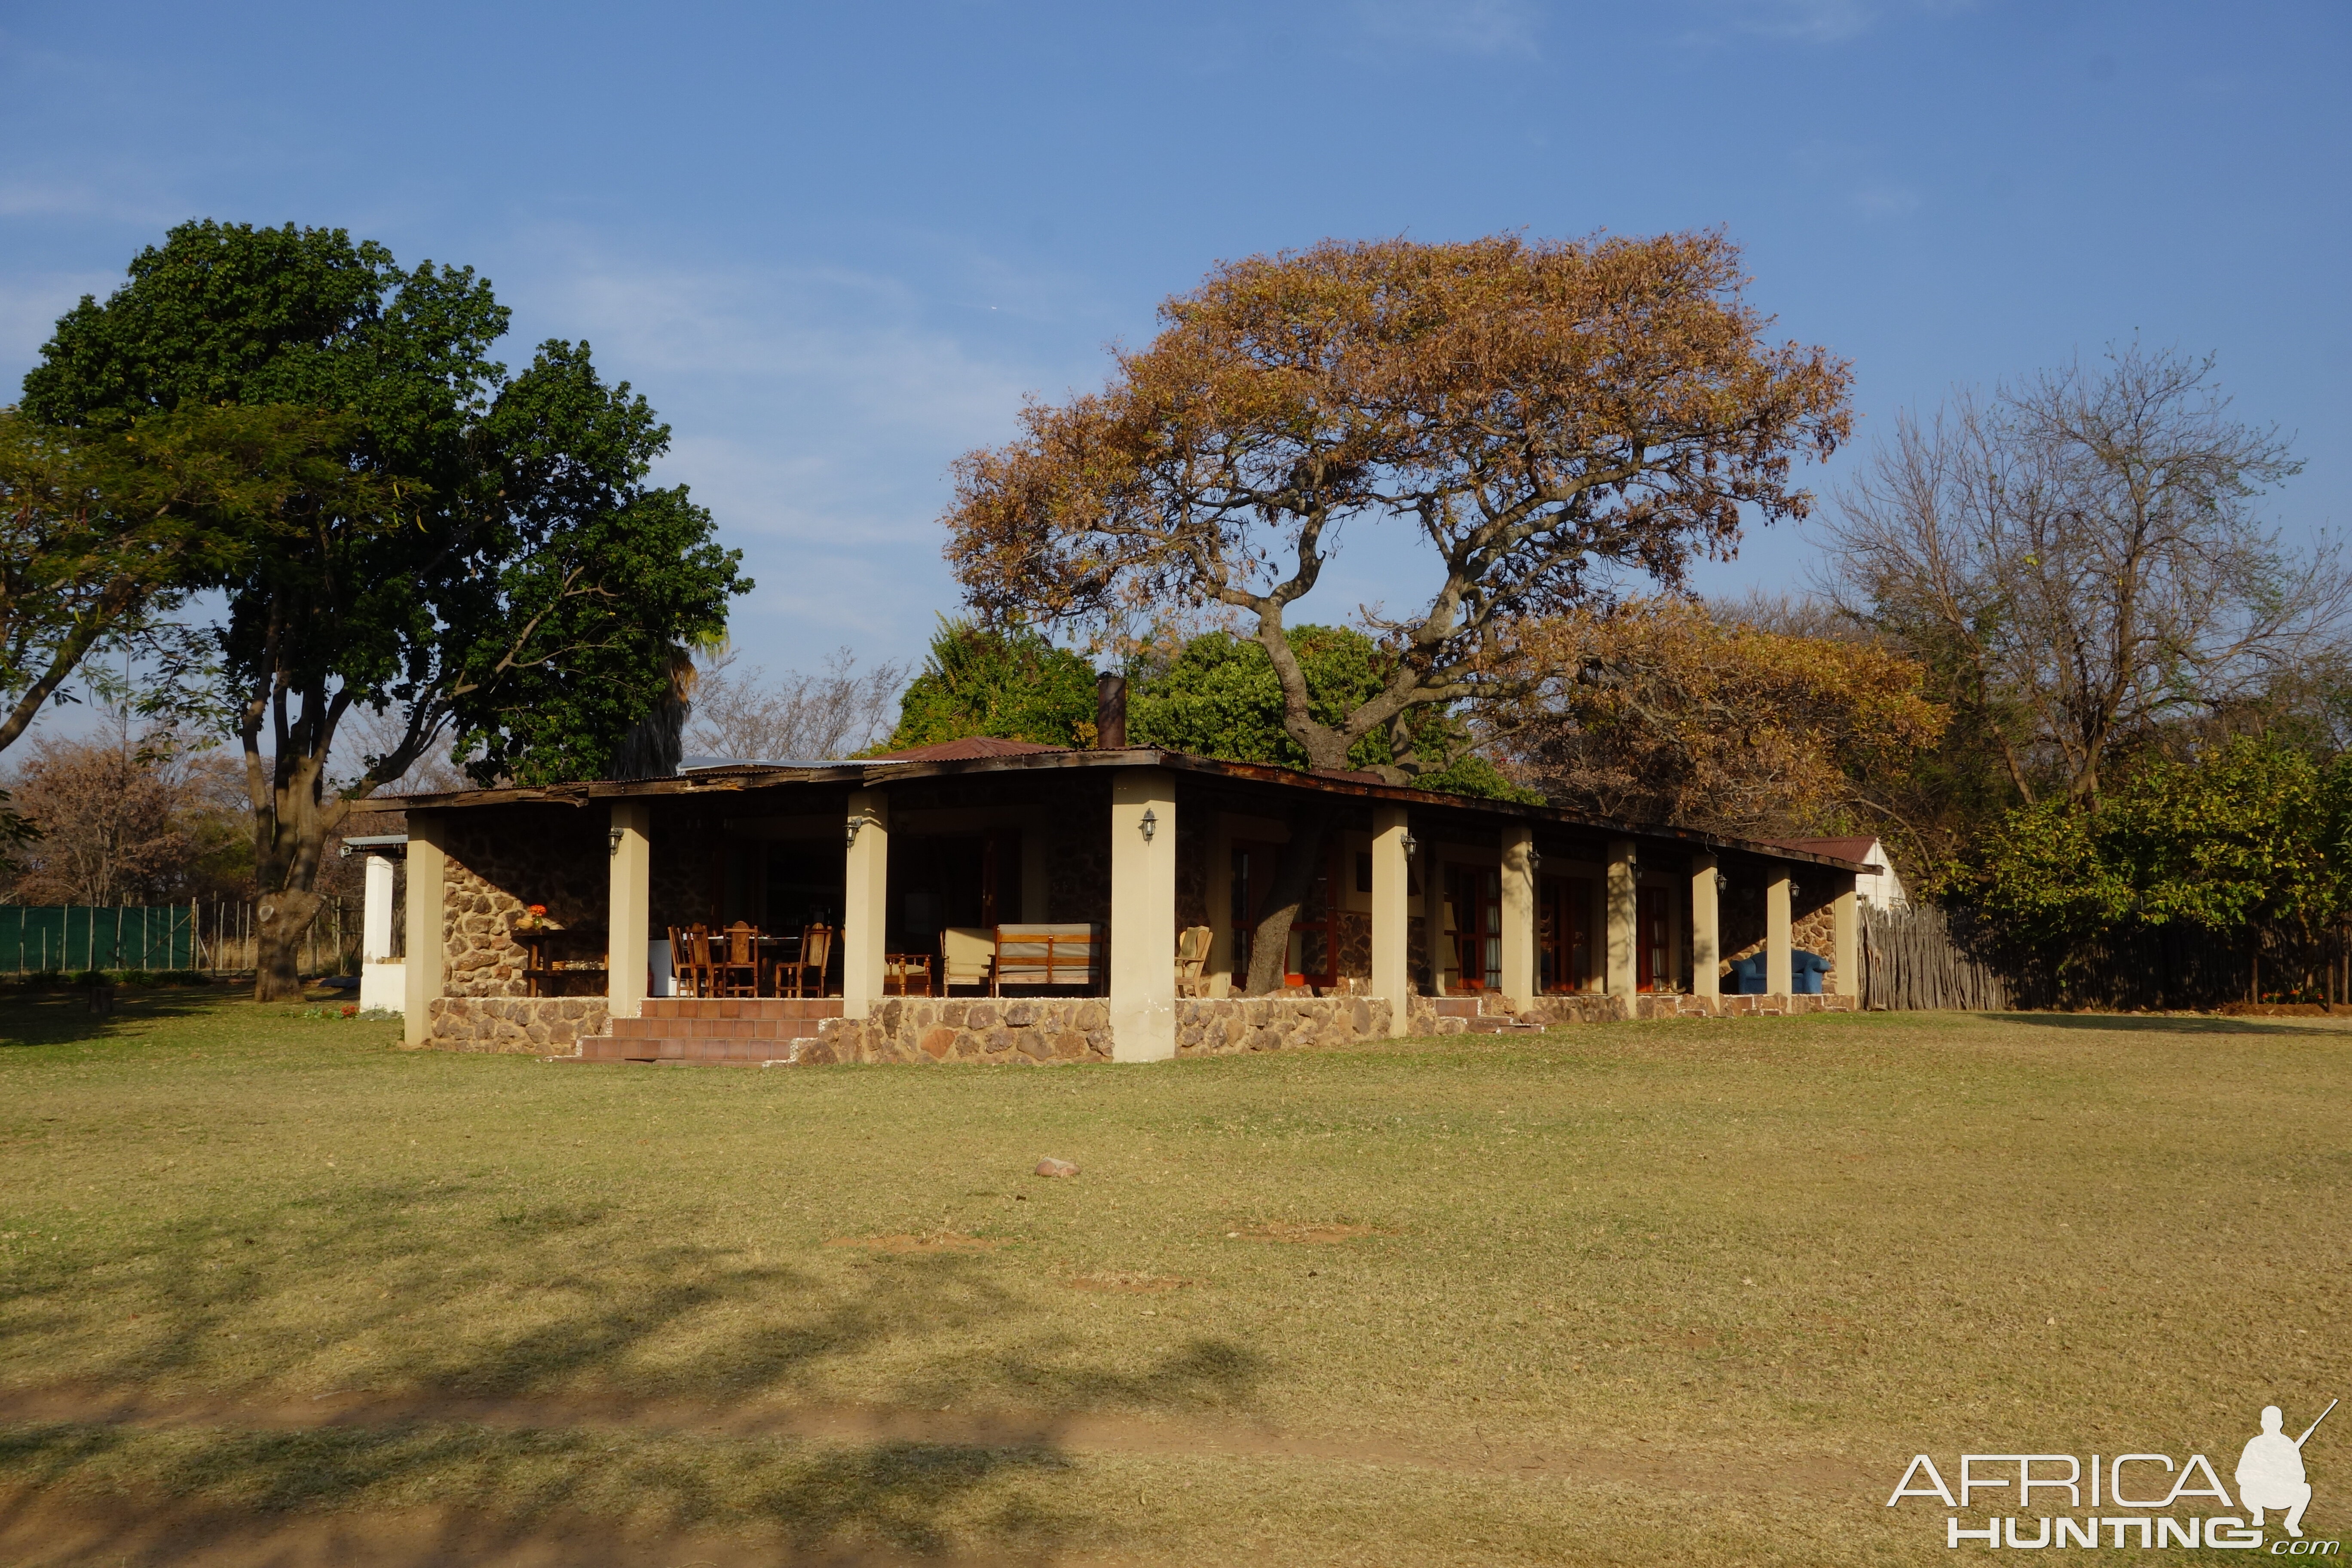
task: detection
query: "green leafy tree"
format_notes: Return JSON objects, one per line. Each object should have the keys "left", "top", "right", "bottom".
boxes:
{"left": 880, "top": 618, "right": 1098, "bottom": 751}
{"left": 0, "top": 403, "right": 326, "bottom": 757}
{"left": 1129, "top": 625, "right": 1535, "bottom": 799}
{"left": 1976, "top": 734, "right": 2352, "bottom": 993}
{"left": 23, "top": 221, "right": 747, "bottom": 999}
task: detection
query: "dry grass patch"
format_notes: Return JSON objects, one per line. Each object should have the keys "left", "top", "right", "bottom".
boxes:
{"left": 822, "top": 1232, "right": 1012, "bottom": 1255}
{"left": 1063, "top": 1272, "right": 1187, "bottom": 1293}
{"left": 1227, "top": 1221, "right": 1378, "bottom": 1244}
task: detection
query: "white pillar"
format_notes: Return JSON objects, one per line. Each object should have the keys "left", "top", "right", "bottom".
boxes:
{"left": 1370, "top": 806, "right": 1410, "bottom": 1035}
{"left": 1690, "top": 853, "right": 1721, "bottom": 1001}
{"left": 1605, "top": 838, "right": 1637, "bottom": 997}
{"left": 402, "top": 813, "right": 446, "bottom": 1048}
{"left": 1766, "top": 869, "right": 1792, "bottom": 997}
{"left": 1109, "top": 770, "right": 1177, "bottom": 1062}
{"left": 362, "top": 854, "right": 396, "bottom": 962}
{"left": 843, "top": 789, "right": 889, "bottom": 1019}
{"left": 607, "top": 800, "right": 651, "bottom": 1020}
{"left": 1499, "top": 824, "right": 1536, "bottom": 1011}
{"left": 1832, "top": 877, "right": 1859, "bottom": 999}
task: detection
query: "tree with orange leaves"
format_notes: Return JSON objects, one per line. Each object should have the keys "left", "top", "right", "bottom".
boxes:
{"left": 945, "top": 232, "right": 1851, "bottom": 992}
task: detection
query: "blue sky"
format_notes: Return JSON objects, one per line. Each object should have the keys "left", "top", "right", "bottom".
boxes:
{"left": 3, "top": 0, "right": 2346, "bottom": 701}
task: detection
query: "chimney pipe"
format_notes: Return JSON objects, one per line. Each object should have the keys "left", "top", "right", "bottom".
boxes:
{"left": 1095, "top": 672, "right": 1127, "bottom": 750}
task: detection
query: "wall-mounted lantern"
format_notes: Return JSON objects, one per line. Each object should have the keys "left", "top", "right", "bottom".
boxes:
{"left": 845, "top": 815, "right": 864, "bottom": 849}
{"left": 608, "top": 827, "right": 625, "bottom": 857}
{"left": 1400, "top": 830, "right": 1419, "bottom": 859}
{"left": 1139, "top": 806, "right": 1158, "bottom": 843}
{"left": 1714, "top": 870, "right": 1730, "bottom": 893}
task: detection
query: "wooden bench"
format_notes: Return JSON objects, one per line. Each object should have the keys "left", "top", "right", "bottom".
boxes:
{"left": 991, "top": 923, "right": 1099, "bottom": 994}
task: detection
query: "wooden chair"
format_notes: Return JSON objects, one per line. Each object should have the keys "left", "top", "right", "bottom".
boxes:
{"left": 992, "top": 924, "right": 1099, "bottom": 994}
{"left": 665, "top": 926, "right": 707, "bottom": 999}
{"left": 683, "top": 925, "right": 718, "bottom": 998}
{"left": 1174, "top": 924, "right": 1213, "bottom": 996}
{"left": 775, "top": 923, "right": 833, "bottom": 998}
{"left": 940, "top": 927, "right": 996, "bottom": 995}
{"left": 885, "top": 950, "right": 933, "bottom": 997}
{"left": 711, "top": 921, "right": 762, "bottom": 997}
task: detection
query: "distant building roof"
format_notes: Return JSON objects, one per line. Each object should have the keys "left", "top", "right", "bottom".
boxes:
{"left": 864, "top": 735, "right": 1070, "bottom": 763}
{"left": 1763, "top": 836, "right": 1882, "bottom": 865}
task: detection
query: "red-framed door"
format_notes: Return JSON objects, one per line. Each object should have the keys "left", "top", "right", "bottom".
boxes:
{"left": 1636, "top": 885, "right": 1670, "bottom": 992}
{"left": 1540, "top": 875, "right": 1592, "bottom": 993}
{"left": 1446, "top": 864, "right": 1502, "bottom": 991}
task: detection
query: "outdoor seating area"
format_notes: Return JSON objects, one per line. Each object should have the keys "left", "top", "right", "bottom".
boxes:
{"left": 665, "top": 922, "right": 836, "bottom": 999}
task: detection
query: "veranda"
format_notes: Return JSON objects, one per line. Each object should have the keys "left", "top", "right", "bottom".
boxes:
{"left": 391, "top": 735, "right": 1866, "bottom": 1064}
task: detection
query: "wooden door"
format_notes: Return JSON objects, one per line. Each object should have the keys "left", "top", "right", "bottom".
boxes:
{"left": 1636, "top": 885, "right": 1670, "bottom": 992}
{"left": 1446, "top": 864, "right": 1502, "bottom": 991}
{"left": 1540, "top": 876, "right": 1592, "bottom": 993}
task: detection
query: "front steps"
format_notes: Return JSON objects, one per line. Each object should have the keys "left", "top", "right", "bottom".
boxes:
{"left": 562, "top": 997, "right": 844, "bottom": 1065}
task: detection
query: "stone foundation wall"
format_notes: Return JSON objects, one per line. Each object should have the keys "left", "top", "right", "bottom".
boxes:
{"left": 1176, "top": 996, "right": 1392, "bottom": 1056}
{"left": 803, "top": 997, "right": 1115, "bottom": 1065}
{"left": 425, "top": 995, "right": 610, "bottom": 1053}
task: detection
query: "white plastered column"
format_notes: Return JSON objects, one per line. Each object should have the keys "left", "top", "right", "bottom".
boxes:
{"left": 363, "top": 855, "right": 396, "bottom": 962}
{"left": 607, "top": 800, "right": 651, "bottom": 1020}
{"left": 402, "top": 812, "right": 446, "bottom": 1047}
{"left": 1690, "top": 853, "right": 1721, "bottom": 1001}
{"left": 1109, "top": 770, "right": 1177, "bottom": 1061}
{"left": 1499, "top": 824, "right": 1536, "bottom": 1011}
{"left": 1605, "top": 838, "right": 1637, "bottom": 997}
{"left": 1765, "top": 869, "right": 1793, "bottom": 998}
{"left": 1832, "top": 875, "right": 1859, "bottom": 1000}
{"left": 1371, "top": 806, "right": 1411, "bottom": 1035}
{"left": 843, "top": 790, "right": 889, "bottom": 1019}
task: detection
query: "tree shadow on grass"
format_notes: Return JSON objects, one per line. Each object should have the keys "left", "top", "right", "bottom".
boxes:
{"left": 0, "top": 1169, "right": 1269, "bottom": 1564}
{"left": 1996, "top": 1010, "right": 2352, "bottom": 1039}
{"left": 0, "top": 988, "right": 228, "bottom": 1049}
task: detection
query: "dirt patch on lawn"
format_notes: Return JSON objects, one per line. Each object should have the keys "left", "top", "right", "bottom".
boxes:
{"left": 1064, "top": 1271, "right": 1188, "bottom": 1292}
{"left": 824, "top": 1231, "right": 1012, "bottom": 1254}
{"left": 1228, "top": 1222, "right": 1377, "bottom": 1244}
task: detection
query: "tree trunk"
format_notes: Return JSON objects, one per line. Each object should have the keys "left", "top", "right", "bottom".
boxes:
{"left": 253, "top": 887, "right": 323, "bottom": 1001}
{"left": 1243, "top": 812, "right": 1329, "bottom": 995}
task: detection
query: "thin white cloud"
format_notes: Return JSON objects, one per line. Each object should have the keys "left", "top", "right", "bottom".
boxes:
{"left": 0, "top": 274, "right": 118, "bottom": 380}
{"left": 493, "top": 245, "right": 1099, "bottom": 669}
{"left": 1357, "top": 0, "right": 1543, "bottom": 58}
{"left": 1678, "top": 0, "right": 1974, "bottom": 46}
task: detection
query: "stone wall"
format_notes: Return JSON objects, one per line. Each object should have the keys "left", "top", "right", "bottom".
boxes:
{"left": 802, "top": 996, "right": 1114, "bottom": 1065}
{"left": 1176, "top": 995, "right": 1392, "bottom": 1056}
{"left": 425, "top": 995, "right": 610, "bottom": 1053}
{"left": 441, "top": 806, "right": 609, "bottom": 997}
{"left": 1722, "top": 883, "right": 1844, "bottom": 989}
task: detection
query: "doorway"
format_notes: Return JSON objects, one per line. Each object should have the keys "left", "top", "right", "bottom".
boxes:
{"left": 1636, "top": 885, "right": 1671, "bottom": 992}
{"left": 1445, "top": 864, "right": 1502, "bottom": 992}
{"left": 1540, "top": 875, "right": 1592, "bottom": 993}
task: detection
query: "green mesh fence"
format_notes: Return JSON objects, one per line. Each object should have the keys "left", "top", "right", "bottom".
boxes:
{"left": 1, "top": 905, "right": 197, "bottom": 972}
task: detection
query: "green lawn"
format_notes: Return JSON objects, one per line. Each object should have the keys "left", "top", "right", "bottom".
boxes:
{"left": 0, "top": 989, "right": 2344, "bottom": 1565}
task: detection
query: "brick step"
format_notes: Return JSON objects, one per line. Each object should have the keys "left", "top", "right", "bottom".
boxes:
{"left": 639, "top": 998, "right": 842, "bottom": 1021}
{"left": 569, "top": 1033, "right": 818, "bottom": 1065}
{"left": 609, "top": 1016, "right": 811, "bottom": 1041}
{"left": 1466, "top": 1017, "right": 1547, "bottom": 1033}
{"left": 1426, "top": 998, "right": 1487, "bottom": 1018}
